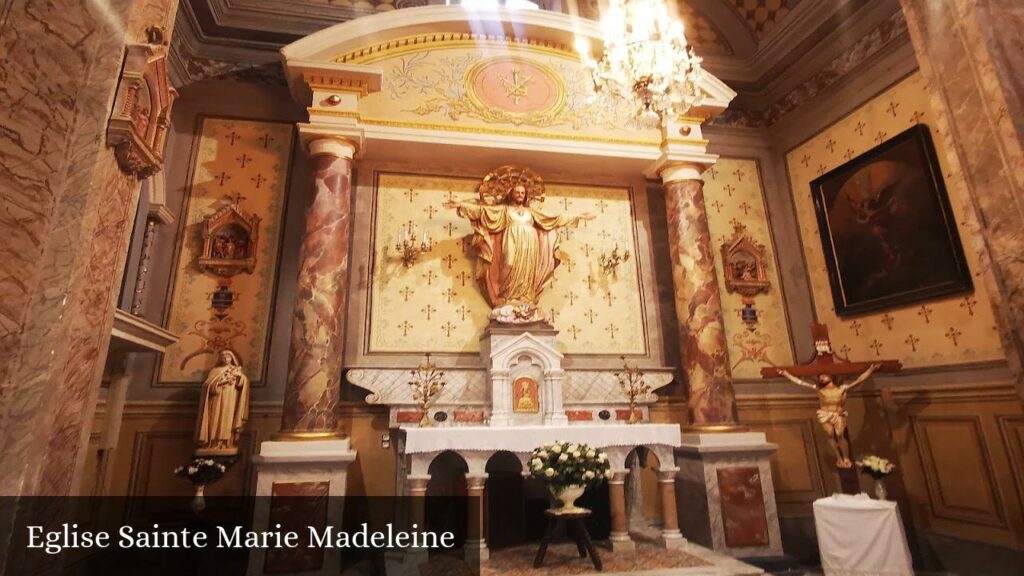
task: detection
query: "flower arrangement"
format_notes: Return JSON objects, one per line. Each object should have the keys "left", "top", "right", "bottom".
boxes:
{"left": 529, "top": 442, "right": 613, "bottom": 493}
{"left": 408, "top": 353, "right": 446, "bottom": 427}
{"left": 616, "top": 356, "right": 651, "bottom": 424}
{"left": 174, "top": 458, "right": 228, "bottom": 486}
{"left": 856, "top": 455, "right": 896, "bottom": 479}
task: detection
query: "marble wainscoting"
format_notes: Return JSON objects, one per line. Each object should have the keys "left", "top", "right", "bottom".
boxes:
{"left": 675, "top": 432, "right": 783, "bottom": 558}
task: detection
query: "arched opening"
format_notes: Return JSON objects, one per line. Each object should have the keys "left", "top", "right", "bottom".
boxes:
{"left": 625, "top": 446, "right": 663, "bottom": 541}
{"left": 426, "top": 450, "right": 470, "bottom": 548}
{"left": 485, "top": 451, "right": 525, "bottom": 548}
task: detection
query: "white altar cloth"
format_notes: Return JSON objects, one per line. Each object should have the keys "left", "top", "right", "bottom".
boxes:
{"left": 813, "top": 493, "right": 913, "bottom": 576}
{"left": 400, "top": 424, "right": 681, "bottom": 454}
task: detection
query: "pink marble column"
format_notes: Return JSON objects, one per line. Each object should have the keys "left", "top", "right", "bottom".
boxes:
{"left": 662, "top": 166, "right": 738, "bottom": 427}
{"left": 278, "top": 138, "right": 356, "bottom": 437}
{"left": 900, "top": 0, "right": 1024, "bottom": 397}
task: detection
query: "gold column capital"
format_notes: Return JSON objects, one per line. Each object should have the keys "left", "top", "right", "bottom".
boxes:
{"left": 306, "top": 136, "right": 358, "bottom": 159}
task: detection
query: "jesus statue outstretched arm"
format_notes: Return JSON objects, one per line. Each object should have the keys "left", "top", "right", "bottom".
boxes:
{"left": 777, "top": 369, "right": 818, "bottom": 391}
{"left": 843, "top": 362, "right": 882, "bottom": 391}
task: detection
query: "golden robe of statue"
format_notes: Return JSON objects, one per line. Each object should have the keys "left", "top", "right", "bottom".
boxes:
{"left": 195, "top": 350, "right": 250, "bottom": 456}
{"left": 448, "top": 166, "right": 593, "bottom": 323}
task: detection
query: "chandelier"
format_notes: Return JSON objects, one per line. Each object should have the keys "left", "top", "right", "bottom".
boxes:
{"left": 576, "top": 0, "right": 705, "bottom": 127}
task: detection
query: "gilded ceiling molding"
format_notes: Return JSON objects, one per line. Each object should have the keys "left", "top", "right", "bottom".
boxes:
{"left": 333, "top": 32, "right": 576, "bottom": 65}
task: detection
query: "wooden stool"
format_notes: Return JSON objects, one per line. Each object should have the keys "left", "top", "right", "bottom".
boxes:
{"left": 533, "top": 508, "right": 603, "bottom": 571}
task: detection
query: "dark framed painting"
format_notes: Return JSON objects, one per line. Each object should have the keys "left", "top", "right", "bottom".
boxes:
{"left": 810, "top": 124, "right": 973, "bottom": 316}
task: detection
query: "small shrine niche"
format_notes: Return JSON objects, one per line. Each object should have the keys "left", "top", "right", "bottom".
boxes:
{"left": 106, "top": 43, "right": 177, "bottom": 178}
{"left": 721, "top": 224, "right": 771, "bottom": 328}
{"left": 198, "top": 203, "right": 261, "bottom": 277}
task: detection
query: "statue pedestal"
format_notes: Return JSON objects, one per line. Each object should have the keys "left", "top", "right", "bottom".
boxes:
{"left": 248, "top": 439, "right": 357, "bottom": 575}
{"left": 674, "top": 432, "right": 783, "bottom": 558}
{"left": 480, "top": 322, "right": 566, "bottom": 427}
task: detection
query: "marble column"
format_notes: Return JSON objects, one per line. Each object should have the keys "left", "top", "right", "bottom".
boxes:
{"left": 278, "top": 137, "right": 356, "bottom": 437}
{"left": 465, "top": 474, "right": 489, "bottom": 561}
{"left": 607, "top": 470, "right": 635, "bottom": 551}
{"left": 657, "top": 467, "right": 685, "bottom": 549}
{"left": 900, "top": 0, "right": 1024, "bottom": 398}
{"left": 661, "top": 164, "right": 738, "bottom": 427}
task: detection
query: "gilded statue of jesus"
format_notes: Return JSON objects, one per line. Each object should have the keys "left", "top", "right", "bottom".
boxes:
{"left": 445, "top": 166, "right": 594, "bottom": 323}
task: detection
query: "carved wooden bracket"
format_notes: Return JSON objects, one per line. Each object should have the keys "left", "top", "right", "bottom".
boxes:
{"left": 197, "top": 203, "right": 261, "bottom": 277}
{"left": 107, "top": 43, "right": 177, "bottom": 178}
{"left": 721, "top": 223, "right": 771, "bottom": 298}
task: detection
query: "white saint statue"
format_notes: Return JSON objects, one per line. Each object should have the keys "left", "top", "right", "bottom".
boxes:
{"left": 195, "top": 350, "right": 250, "bottom": 456}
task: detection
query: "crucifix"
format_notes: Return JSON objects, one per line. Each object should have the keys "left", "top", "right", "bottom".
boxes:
{"left": 761, "top": 323, "right": 902, "bottom": 493}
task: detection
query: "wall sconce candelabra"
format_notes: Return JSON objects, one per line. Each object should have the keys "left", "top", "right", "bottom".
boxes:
{"left": 395, "top": 221, "right": 432, "bottom": 268}
{"left": 408, "top": 353, "right": 446, "bottom": 427}
{"left": 599, "top": 243, "right": 630, "bottom": 277}
{"left": 616, "top": 356, "right": 651, "bottom": 424}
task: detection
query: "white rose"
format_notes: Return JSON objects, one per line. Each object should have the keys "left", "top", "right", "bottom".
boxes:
{"left": 568, "top": 444, "right": 579, "bottom": 452}
{"left": 605, "top": 469, "right": 614, "bottom": 479}
{"left": 598, "top": 453, "right": 607, "bottom": 462}
{"left": 583, "top": 471, "right": 595, "bottom": 480}
{"left": 532, "top": 458, "right": 543, "bottom": 469}
{"left": 586, "top": 449, "right": 596, "bottom": 458}
{"left": 572, "top": 451, "right": 581, "bottom": 458}
{"left": 545, "top": 468, "right": 555, "bottom": 477}
{"left": 538, "top": 450, "right": 548, "bottom": 458}
{"left": 558, "top": 453, "right": 568, "bottom": 463}
{"left": 551, "top": 444, "right": 562, "bottom": 454}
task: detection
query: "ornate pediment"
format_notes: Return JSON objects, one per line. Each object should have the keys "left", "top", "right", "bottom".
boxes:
{"left": 197, "top": 203, "right": 261, "bottom": 277}
{"left": 721, "top": 223, "right": 771, "bottom": 298}
{"left": 107, "top": 43, "right": 177, "bottom": 178}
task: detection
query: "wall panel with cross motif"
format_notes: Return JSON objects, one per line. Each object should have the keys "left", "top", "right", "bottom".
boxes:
{"left": 367, "top": 172, "right": 647, "bottom": 355}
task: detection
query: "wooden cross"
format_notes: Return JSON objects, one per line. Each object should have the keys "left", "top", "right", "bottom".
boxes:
{"left": 760, "top": 324, "right": 902, "bottom": 380}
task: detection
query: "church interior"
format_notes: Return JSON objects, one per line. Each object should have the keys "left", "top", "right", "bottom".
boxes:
{"left": 2, "top": 0, "right": 1024, "bottom": 574}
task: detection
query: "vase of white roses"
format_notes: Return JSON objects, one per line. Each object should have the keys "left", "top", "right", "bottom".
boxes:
{"left": 856, "top": 455, "right": 896, "bottom": 500}
{"left": 175, "top": 458, "right": 230, "bottom": 511}
{"left": 529, "top": 442, "right": 612, "bottom": 514}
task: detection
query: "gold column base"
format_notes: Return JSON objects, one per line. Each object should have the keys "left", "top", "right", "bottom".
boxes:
{"left": 270, "top": 430, "right": 347, "bottom": 441}
{"left": 683, "top": 423, "right": 749, "bottom": 433}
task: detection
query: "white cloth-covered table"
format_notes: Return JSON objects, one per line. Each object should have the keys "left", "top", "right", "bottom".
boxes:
{"left": 400, "top": 424, "right": 680, "bottom": 454}
{"left": 813, "top": 493, "right": 913, "bottom": 576}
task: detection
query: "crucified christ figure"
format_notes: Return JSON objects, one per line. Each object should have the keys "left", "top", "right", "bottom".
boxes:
{"left": 777, "top": 363, "right": 882, "bottom": 468}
